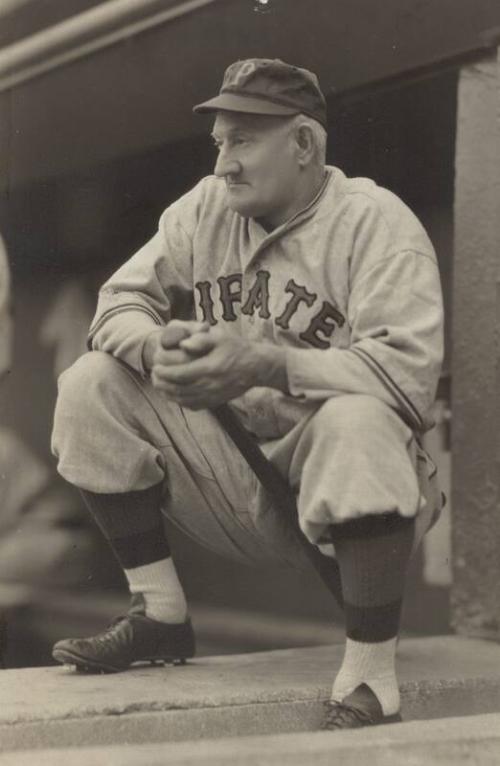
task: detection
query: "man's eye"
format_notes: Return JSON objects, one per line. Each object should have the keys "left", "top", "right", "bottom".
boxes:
{"left": 212, "top": 137, "right": 247, "bottom": 150}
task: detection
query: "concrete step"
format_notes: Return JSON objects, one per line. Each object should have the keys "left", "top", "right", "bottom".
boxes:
{"left": 2, "top": 635, "right": 500, "bottom": 754}
{"left": 1, "top": 713, "right": 500, "bottom": 765}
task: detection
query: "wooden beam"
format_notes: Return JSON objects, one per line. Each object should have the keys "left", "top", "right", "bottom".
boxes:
{"left": 451, "top": 49, "right": 500, "bottom": 638}
{"left": 0, "top": 0, "right": 219, "bottom": 91}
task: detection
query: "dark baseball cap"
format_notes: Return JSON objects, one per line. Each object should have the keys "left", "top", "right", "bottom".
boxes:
{"left": 193, "top": 58, "right": 327, "bottom": 128}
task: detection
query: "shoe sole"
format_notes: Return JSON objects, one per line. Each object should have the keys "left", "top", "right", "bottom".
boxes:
{"left": 52, "top": 648, "right": 191, "bottom": 674}
{"left": 321, "top": 712, "right": 403, "bottom": 730}
{"left": 382, "top": 713, "right": 403, "bottom": 724}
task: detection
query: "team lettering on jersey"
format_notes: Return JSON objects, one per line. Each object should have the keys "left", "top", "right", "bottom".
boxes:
{"left": 195, "top": 270, "right": 345, "bottom": 350}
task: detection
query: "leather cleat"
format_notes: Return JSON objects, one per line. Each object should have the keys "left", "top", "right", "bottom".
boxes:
{"left": 52, "top": 595, "right": 195, "bottom": 673}
{"left": 321, "top": 683, "right": 402, "bottom": 730}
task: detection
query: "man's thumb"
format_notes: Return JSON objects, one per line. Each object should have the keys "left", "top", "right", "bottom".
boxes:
{"left": 160, "top": 320, "right": 204, "bottom": 349}
{"left": 180, "top": 331, "right": 214, "bottom": 356}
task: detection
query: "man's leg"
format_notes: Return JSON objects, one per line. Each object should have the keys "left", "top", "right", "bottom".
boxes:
{"left": 326, "top": 512, "right": 414, "bottom": 725}
{"left": 51, "top": 353, "right": 196, "bottom": 671}
{"left": 79, "top": 485, "right": 187, "bottom": 624}
{"left": 265, "top": 394, "right": 427, "bottom": 727}
{"left": 51, "top": 351, "right": 305, "bottom": 671}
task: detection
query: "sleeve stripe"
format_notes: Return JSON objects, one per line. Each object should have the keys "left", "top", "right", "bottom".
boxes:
{"left": 88, "top": 304, "right": 162, "bottom": 349}
{"left": 89, "top": 303, "right": 162, "bottom": 338}
{"left": 351, "top": 346, "right": 424, "bottom": 429}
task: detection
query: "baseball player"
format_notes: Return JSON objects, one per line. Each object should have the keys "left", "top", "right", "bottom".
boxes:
{"left": 51, "top": 59, "right": 444, "bottom": 730}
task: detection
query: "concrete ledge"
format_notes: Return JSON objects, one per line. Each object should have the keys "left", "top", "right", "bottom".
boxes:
{"left": 2, "top": 636, "right": 500, "bottom": 753}
{"left": 2, "top": 713, "right": 500, "bottom": 765}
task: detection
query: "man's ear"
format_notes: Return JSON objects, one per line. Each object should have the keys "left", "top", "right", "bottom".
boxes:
{"left": 295, "top": 123, "right": 316, "bottom": 166}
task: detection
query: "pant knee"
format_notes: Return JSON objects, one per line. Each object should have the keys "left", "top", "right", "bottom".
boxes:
{"left": 51, "top": 352, "right": 165, "bottom": 491}
{"left": 55, "top": 351, "right": 120, "bottom": 411}
{"left": 312, "top": 395, "right": 395, "bottom": 444}
{"left": 52, "top": 351, "right": 127, "bottom": 447}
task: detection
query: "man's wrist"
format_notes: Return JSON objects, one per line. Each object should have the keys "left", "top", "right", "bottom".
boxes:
{"left": 141, "top": 329, "right": 162, "bottom": 374}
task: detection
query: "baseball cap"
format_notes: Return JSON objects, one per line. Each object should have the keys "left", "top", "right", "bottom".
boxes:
{"left": 193, "top": 58, "right": 327, "bottom": 128}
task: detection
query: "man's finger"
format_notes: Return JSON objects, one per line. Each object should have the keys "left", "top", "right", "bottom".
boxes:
{"left": 160, "top": 320, "right": 208, "bottom": 349}
{"left": 151, "top": 375, "right": 199, "bottom": 397}
{"left": 159, "top": 324, "right": 190, "bottom": 349}
{"left": 157, "top": 357, "right": 210, "bottom": 384}
{"left": 180, "top": 332, "right": 216, "bottom": 356}
{"left": 151, "top": 376, "right": 181, "bottom": 395}
{"left": 154, "top": 348, "right": 191, "bottom": 367}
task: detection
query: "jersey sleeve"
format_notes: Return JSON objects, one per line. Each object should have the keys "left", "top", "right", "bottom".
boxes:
{"left": 286, "top": 249, "right": 444, "bottom": 431}
{"left": 88, "top": 183, "right": 204, "bottom": 374}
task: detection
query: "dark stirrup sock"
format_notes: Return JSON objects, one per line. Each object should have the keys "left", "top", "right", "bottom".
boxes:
{"left": 80, "top": 484, "right": 187, "bottom": 623}
{"left": 330, "top": 513, "right": 415, "bottom": 643}
{"left": 329, "top": 513, "right": 415, "bottom": 715}
{"left": 80, "top": 484, "right": 169, "bottom": 569}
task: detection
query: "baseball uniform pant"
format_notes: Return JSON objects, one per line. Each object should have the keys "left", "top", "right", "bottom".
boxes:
{"left": 51, "top": 351, "right": 439, "bottom": 566}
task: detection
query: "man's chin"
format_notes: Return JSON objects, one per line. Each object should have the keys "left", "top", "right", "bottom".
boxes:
{"left": 225, "top": 193, "right": 261, "bottom": 219}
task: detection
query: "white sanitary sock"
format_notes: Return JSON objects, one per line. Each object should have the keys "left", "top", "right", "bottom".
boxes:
{"left": 126, "top": 557, "right": 188, "bottom": 624}
{"left": 331, "top": 636, "right": 400, "bottom": 715}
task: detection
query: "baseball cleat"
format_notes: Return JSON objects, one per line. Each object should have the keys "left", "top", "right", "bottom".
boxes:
{"left": 321, "top": 684, "right": 402, "bottom": 730}
{"left": 52, "top": 597, "right": 195, "bottom": 673}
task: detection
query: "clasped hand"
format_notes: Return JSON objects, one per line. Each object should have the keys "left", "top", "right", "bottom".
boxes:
{"left": 145, "top": 320, "right": 263, "bottom": 410}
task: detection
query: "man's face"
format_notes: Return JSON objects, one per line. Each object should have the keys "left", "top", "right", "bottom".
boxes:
{"left": 211, "top": 111, "right": 301, "bottom": 229}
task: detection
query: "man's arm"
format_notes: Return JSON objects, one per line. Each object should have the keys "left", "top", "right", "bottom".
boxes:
{"left": 286, "top": 249, "right": 444, "bottom": 430}
{"left": 88, "top": 184, "right": 204, "bottom": 375}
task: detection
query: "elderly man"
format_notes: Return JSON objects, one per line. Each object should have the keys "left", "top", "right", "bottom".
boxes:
{"left": 51, "top": 59, "right": 443, "bottom": 729}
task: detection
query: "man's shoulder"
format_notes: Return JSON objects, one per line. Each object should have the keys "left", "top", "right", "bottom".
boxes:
{"left": 175, "top": 175, "right": 228, "bottom": 211}
{"left": 327, "top": 167, "right": 429, "bottom": 242}
{"left": 329, "top": 167, "right": 409, "bottom": 216}
{"left": 195, "top": 174, "right": 228, "bottom": 198}
{"left": 159, "top": 176, "right": 231, "bottom": 233}
{"left": 323, "top": 167, "right": 435, "bottom": 265}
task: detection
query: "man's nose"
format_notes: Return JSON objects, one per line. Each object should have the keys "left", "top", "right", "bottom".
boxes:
{"left": 214, "top": 149, "right": 241, "bottom": 178}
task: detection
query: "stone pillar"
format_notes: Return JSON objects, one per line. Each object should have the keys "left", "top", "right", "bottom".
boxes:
{"left": 451, "top": 50, "right": 500, "bottom": 637}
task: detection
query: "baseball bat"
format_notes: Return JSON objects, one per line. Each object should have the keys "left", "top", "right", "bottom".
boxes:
{"left": 212, "top": 403, "right": 344, "bottom": 608}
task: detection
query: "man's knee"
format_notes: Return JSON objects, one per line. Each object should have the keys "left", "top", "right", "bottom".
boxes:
{"left": 55, "top": 351, "right": 121, "bottom": 412}
{"left": 313, "top": 395, "right": 394, "bottom": 443}
{"left": 52, "top": 352, "right": 130, "bottom": 452}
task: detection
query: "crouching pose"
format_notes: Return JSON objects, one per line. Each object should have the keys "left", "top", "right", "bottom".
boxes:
{"left": 51, "top": 58, "right": 444, "bottom": 730}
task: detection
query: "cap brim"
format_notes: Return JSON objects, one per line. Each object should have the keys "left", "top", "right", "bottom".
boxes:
{"left": 193, "top": 92, "right": 298, "bottom": 117}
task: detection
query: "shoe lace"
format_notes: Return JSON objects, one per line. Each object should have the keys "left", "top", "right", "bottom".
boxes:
{"left": 91, "top": 615, "right": 132, "bottom": 650}
{"left": 322, "top": 700, "right": 375, "bottom": 729}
